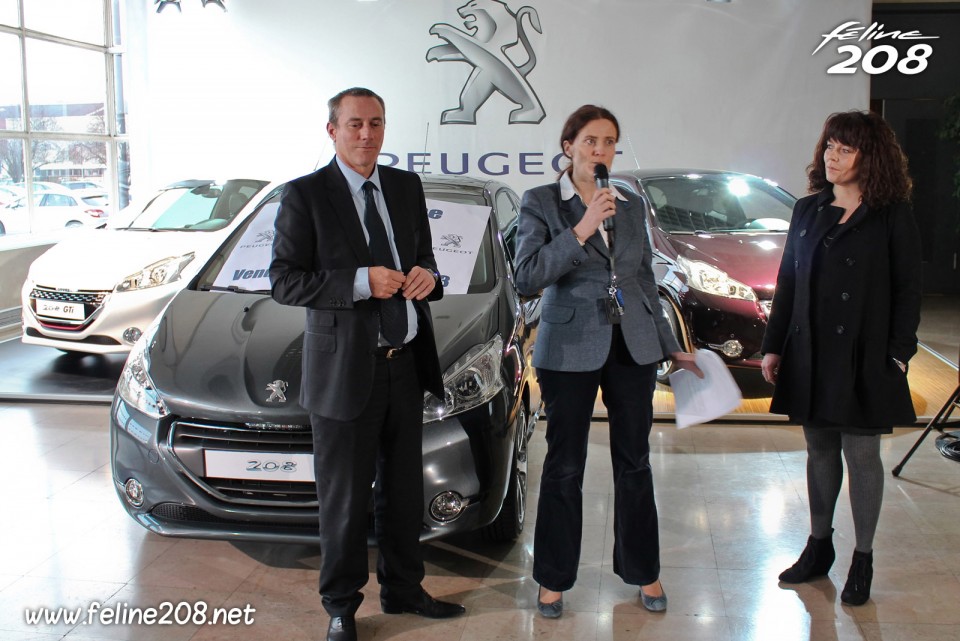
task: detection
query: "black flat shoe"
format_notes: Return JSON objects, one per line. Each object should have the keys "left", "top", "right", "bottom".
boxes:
{"left": 536, "top": 585, "right": 563, "bottom": 619}
{"left": 779, "top": 531, "right": 835, "bottom": 584}
{"left": 381, "top": 589, "right": 465, "bottom": 619}
{"left": 326, "top": 615, "right": 357, "bottom": 641}
{"left": 841, "top": 550, "right": 873, "bottom": 606}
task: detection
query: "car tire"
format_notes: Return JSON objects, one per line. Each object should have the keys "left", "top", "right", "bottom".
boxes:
{"left": 656, "top": 296, "right": 682, "bottom": 385}
{"left": 0, "top": 221, "right": 5, "bottom": 235}
{"left": 65, "top": 221, "right": 83, "bottom": 228}
{"left": 481, "top": 403, "right": 528, "bottom": 543}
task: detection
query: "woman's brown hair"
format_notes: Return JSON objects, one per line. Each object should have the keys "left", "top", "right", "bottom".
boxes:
{"left": 558, "top": 105, "right": 620, "bottom": 176}
{"left": 807, "top": 110, "right": 912, "bottom": 208}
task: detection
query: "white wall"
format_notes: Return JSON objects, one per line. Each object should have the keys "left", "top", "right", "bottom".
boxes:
{"left": 127, "top": 0, "right": 872, "bottom": 198}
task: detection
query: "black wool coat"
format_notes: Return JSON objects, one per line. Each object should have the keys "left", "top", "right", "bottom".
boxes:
{"left": 760, "top": 189, "right": 922, "bottom": 428}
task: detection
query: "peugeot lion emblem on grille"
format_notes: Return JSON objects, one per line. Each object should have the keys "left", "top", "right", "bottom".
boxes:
{"left": 265, "top": 380, "right": 288, "bottom": 403}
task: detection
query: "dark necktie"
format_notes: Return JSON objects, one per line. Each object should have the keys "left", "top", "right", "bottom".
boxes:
{"left": 362, "top": 181, "right": 408, "bottom": 347}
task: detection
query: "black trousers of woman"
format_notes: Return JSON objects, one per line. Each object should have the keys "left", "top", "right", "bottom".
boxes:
{"left": 533, "top": 327, "right": 660, "bottom": 591}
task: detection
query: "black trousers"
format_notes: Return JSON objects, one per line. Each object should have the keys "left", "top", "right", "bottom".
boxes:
{"left": 533, "top": 329, "right": 660, "bottom": 591}
{"left": 309, "top": 350, "right": 425, "bottom": 616}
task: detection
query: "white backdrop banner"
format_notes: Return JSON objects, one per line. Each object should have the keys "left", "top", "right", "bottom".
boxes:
{"left": 134, "top": 0, "right": 877, "bottom": 198}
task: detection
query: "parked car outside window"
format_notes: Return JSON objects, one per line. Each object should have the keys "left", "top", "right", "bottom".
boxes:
{"left": 0, "top": 191, "right": 107, "bottom": 235}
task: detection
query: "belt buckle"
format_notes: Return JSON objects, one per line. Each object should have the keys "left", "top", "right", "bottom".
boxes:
{"left": 385, "top": 347, "right": 401, "bottom": 359}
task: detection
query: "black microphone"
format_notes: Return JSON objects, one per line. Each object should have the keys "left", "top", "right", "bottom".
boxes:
{"left": 594, "top": 163, "right": 614, "bottom": 231}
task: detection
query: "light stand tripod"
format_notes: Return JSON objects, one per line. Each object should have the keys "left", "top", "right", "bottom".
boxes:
{"left": 892, "top": 348, "right": 960, "bottom": 477}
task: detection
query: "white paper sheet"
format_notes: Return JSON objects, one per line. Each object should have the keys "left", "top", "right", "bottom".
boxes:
{"left": 669, "top": 350, "right": 743, "bottom": 429}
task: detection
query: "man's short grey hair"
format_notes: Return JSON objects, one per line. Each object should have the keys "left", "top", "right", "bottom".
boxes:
{"left": 328, "top": 87, "right": 386, "bottom": 126}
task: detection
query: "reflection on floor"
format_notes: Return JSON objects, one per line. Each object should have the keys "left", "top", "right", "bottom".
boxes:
{"left": 0, "top": 338, "right": 125, "bottom": 402}
{"left": 2, "top": 402, "right": 960, "bottom": 641}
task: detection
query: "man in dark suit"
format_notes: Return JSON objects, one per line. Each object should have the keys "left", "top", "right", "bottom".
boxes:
{"left": 270, "top": 87, "right": 464, "bottom": 641}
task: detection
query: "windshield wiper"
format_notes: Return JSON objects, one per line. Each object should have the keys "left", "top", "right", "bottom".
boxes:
{"left": 201, "top": 285, "right": 270, "bottom": 294}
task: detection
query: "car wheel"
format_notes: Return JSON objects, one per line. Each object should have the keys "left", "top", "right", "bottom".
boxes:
{"left": 481, "top": 403, "right": 528, "bottom": 543}
{"left": 656, "top": 296, "right": 682, "bottom": 385}
{"left": 65, "top": 221, "right": 83, "bottom": 228}
{"left": 0, "top": 221, "right": 5, "bottom": 235}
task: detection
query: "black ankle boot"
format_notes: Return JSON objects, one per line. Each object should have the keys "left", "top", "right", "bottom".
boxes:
{"left": 779, "top": 531, "right": 835, "bottom": 583}
{"left": 841, "top": 550, "right": 873, "bottom": 606}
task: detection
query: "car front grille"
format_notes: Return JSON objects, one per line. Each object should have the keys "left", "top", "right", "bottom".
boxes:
{"left": 150, "top": 503, "right": 320, "bottom": 534}
{"left": 32, "top": 288, "right": 107, "bottom": 304}
{"left": 169, "top": 419, "right": 317, "bottom": 507}
{"left": 30, "top": 286, "right": 109, "bottom": 329}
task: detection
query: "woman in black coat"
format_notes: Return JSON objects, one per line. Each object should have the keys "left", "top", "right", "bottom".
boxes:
{"left": 761, "top": 110, "right": 921, "bottom": 606}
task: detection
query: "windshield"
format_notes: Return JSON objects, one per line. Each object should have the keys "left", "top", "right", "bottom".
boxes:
{"left": 643, "top": 174, "right": 795, "bottom": 233}
{"left": 122, "top": 179, "right": 269, "bottom": 232}
{"left": 196, "top": 189, "right": 497, "bottom": 295}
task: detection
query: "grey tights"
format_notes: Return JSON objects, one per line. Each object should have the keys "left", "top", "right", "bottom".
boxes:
{"left": 803, "top": 427, "right": 883, "bottom": 553}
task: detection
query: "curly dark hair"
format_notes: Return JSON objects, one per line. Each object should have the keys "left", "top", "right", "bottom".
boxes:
{"left": 557, "top": 105, "right": 620, "bottom": 176}
{"left": 807, "top": 110, "right": 912, "bottom": 208}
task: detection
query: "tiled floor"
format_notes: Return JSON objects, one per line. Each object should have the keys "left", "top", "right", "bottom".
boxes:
{"left": 2, "top": 400, "right": 960, "bottom": 641}
{"left": 1, "top": 295, "right": 956, "bottom": 640}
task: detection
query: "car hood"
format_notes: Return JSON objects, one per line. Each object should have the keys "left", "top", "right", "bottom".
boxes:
{"left": 148, "top": 289, "right": 501, "bottom": 422}
{"left": 664, "top": 232, "right": 785, "bottom": 295}
{"left": 28, "top": 229, "right": 227, "bottom": 290}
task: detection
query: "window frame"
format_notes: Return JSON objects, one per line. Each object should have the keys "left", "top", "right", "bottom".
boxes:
{"left": 0, "top": 0, "right": 126, "bottom": 237}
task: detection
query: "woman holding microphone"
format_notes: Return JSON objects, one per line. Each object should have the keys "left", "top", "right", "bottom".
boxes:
{"left": 514, "top": 104, "right": 701, "bottom": 617}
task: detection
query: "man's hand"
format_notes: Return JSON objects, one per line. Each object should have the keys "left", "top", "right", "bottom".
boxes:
{"left": 369, "top": 266, "right": 406, "bottom": 299}
{"left": 671, "top": 351, "right": 704, "bottom": 378}
{"left": 401, "top": 266, "right": 437, "bottom": 301}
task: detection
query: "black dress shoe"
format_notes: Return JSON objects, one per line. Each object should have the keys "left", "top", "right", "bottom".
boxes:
{"left": 327, "top": 615, "right": 357, "bottom": 641}
{"left": 381, "top": 589, "right": 465, "bottom": 619}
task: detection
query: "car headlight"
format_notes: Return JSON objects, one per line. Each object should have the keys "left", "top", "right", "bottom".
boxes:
{"left": 117, "top": 321, "right": 168, "bottom": 419}
{"left": 677, "top": 255, "right": 756, "bottom": 301}
{"left": 423, "top": 335, "right": 504, "bottom": 424}
{"left": 115, "top": 253, "right": 195, "bottom": 292}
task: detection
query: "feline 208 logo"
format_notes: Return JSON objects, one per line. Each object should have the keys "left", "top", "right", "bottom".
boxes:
{"left": 814, "top": 21, "right": 938, "bottom": 75}
{"left": 426, "top": 0, "right": 544, "bottom": 124}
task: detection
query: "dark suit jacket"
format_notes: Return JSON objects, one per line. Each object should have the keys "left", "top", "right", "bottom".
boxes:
{"left": 760, "top": 189, "right": 922, "bottom": 428}
{"left": 269, "top": 159, "right": 443, "bottom": 421}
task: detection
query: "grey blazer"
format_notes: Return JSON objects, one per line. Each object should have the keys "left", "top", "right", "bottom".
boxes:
{"left": 514, "top": 183, "right": 680, "bottom": 371}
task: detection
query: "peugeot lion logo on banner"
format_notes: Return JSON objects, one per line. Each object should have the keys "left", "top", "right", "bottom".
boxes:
{"left": 426, "top": 0, "right": 545, "bottom": 124}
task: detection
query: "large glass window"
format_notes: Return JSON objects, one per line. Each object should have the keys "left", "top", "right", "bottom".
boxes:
{"left": 0, "top": 0, "right": 126, "bottom": 239}
{"left": 0, "top": 32, "right": 23, "bottom": 128}
{"left": 24, "top": 0, "right": 104, "bottom": 46}
{"left": 0, "top": 1, "right": 19, "bottom": 27}
{"left": 26, "top": 40, "right": 107, "bottom": 134}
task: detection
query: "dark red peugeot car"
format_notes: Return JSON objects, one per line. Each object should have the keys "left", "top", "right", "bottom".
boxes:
{"left": 611, "top": 169, "right": 797, "bottom": 382}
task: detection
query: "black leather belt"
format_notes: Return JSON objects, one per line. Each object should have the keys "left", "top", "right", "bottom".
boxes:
{"left": 374, "top": 344, "right": 408, "bottom": 359}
